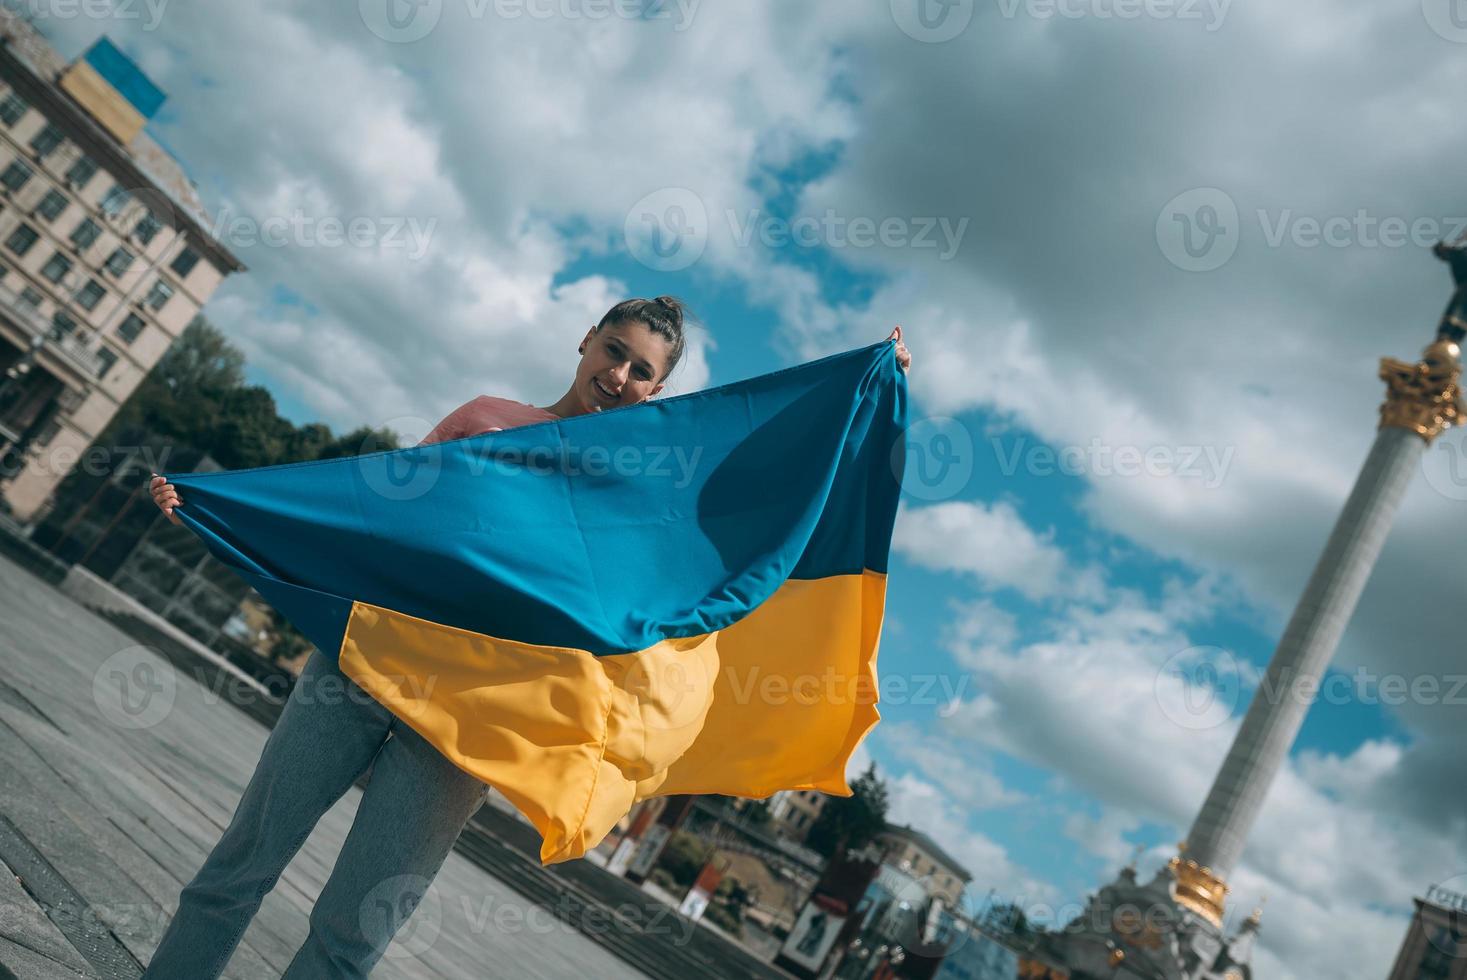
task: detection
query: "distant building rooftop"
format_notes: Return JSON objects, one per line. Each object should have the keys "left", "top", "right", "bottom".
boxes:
{"left": 0, "top": 9, "right": 241, "bottom": 272}
{"left": 879, "top": 823, "right": 973, "bottom": 883}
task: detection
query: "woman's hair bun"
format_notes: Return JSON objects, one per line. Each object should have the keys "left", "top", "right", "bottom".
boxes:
{"left": 653, "top": 295, "right": 684, "bottom": 325}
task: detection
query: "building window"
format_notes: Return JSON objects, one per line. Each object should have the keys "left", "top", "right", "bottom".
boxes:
{"left": 117, "top": 312, "right": 145, "bottom": 344}
{"left": 40, "top": 251, "right": 71, "bottom": 284}
{"left": 100, "top": 184, "right": 132, "bottom": 219}
{"left": 133, "top": 209, "right": 162, "bottom": 246}
{"left": 35, "top": 188, "right": 68, "bottom": 221}
{"left": 74, "top": 278, "right": 105, "bottom": 311}
{"left": 0, "top": 93, "right": 27, "bottom": 126}
{"left": 18, "top": 285, "right": 42, "bottom": 309}
{"left": 104, "top": 246, "right": 134, "bottom": 276}
{"left": 64, "top": 154, "right": 96, "bottom": 189}
{"left": 170, "top": 245, "right": 199, "bottom": 278}
{"left": 29, "top": 124, "right": 63, "bottom": 160}
{"left": 0, "top": 158, "right": 33, "bottom": 193}
{"left": 5, "top": 223, "right": 38, "bottom": 256}
{"left": 69, "top": 217, "right": 100, "bottom": 251}
{"left": 49, "top": 310, "right": 76, "bottom": 338}
{"left": 95, "top": 345, "right": 118, "bottom": 379}
{"left": 0, "top": 262, "right": 7, "bottom": 279}
{"left": 144, "top": 279, "right": 173, "bottom": 310}
{"left": 33, "top": 418, "right": 61, "bottom": 447}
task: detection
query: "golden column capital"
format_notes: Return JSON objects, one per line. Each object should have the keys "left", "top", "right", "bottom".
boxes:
{"left": 1379, "top": 337, "right": 1465, "bottom": 444}
{"left": 1168, "top": 842, "right": 1228, "bottom": 928}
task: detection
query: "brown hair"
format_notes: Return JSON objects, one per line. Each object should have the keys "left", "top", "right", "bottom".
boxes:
{"left": 594, "top": 295, "right": 691, "bottom": 383}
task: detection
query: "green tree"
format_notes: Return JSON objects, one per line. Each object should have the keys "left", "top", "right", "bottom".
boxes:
{"left": 805, "top": 762, "right": 889, "bottom": 859}
{"left": 55, "top": 316, "right": 407, "bottom": 668}
{"left": 657, "top": 831, "right": 713, "bottom": 889}
{"left": 743, "top": 798, "right": 773, "bottom": 826}
{"left": 105, "top": 314, "right": 244, "bottom": 448}
{"left": 101, "top": 316, "right": 404, "bottom": 470}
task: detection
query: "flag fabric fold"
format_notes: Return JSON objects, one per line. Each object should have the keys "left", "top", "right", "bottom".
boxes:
{"left": 166, "top": 340, "right": 908, "bottom": 863}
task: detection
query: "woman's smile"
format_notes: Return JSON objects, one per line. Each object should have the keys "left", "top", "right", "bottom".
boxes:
{"left": 591, "top": 376, "right": 620, "bottom": 405}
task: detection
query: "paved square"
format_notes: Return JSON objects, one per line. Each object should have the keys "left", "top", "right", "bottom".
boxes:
{"left": 0, "top": 552, "right": 646, "bottom": 979}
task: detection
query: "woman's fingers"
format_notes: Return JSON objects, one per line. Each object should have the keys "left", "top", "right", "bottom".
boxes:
{"left": 149, "top": 473, "right": 182, "bottom": 517}
{"left": 885, "top": 325, "right": 911, "bottom": 371}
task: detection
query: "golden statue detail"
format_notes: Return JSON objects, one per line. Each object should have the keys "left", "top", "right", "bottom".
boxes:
{"left": 1379, "top": 240, "right": 1467, "bottom": 443}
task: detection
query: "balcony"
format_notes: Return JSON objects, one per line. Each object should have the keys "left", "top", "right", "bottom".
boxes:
{"left": 0, "top": 278, "right": 103, "bottom": 379}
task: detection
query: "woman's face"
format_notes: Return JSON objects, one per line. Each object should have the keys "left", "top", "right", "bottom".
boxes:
{"left": 574, "top": 320, "right": 673, "bottom": 413}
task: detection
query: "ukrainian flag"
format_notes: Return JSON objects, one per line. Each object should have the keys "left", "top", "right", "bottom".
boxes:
{"left": 166, "top": 340, "right": 907, "bottom": 863}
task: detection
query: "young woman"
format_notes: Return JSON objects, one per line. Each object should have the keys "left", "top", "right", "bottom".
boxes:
{"left": 143, "top": 298, "right": 910, "bottom": 978}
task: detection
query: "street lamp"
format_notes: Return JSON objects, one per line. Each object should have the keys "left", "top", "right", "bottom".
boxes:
{"left": 3, "top": 331, "right": 45, "bottom": 381}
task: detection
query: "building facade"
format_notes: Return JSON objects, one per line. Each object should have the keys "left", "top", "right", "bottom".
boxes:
{"left": 877, "top": 824, "right": 972, "bottom": 907}
{"left": 1385, "top": 886, "right": 1467, "bottom": 980}
{"left": 768, "top": 789, "right": 828, "bottom": 843}
{"left": 0, "top": 13, "right": 241, "bottom": 524}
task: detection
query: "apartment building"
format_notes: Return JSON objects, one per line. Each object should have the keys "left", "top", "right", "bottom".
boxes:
{"left": 877, "top": 823, "right": 973, "bottom": 907}
{"left": 0, "top": 12, "right": 241, "bottom": 524}
{"left": 768, "top": 788, "right": 830, "bottom": 844}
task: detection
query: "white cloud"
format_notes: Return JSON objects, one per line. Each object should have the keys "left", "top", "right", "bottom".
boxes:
{"left": 881, "top": 721, "right": 1028, "bottom": 811}
{"left": 935, "top": 583, "right": 1450, "bottom": 978}
{"left": 882, "top": 770, "right": 1056, "bottom": 909}
{"left": 893, "top": 500, "right": 1080, "bottom": 601}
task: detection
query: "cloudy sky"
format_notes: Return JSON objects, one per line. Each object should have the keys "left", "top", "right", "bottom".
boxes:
{"left": 34, "top": 0, "right": 1467, "bottom": 974}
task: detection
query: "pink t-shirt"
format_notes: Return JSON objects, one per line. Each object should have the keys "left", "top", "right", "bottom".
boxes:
{"left": 418, "top": 396, "right": 560, "bottom": 446}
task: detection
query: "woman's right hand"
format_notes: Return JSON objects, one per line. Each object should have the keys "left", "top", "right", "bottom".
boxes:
{"left": 149, "top": 473, "right": 183, "bottom": 526}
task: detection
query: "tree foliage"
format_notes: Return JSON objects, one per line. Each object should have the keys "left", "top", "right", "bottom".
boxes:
{"left": 805, "top": 762, "right": 889, "bottom": 859}
{"left": 103, "top": 315, "right": 403, "bottom": 470}
{"left": 90, "top": 316, "right": 409, "bottom": 665}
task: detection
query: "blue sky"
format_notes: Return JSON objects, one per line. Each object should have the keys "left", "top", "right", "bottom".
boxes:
{"left": 33, "top": 3, "right": 1467, "bottom": 975}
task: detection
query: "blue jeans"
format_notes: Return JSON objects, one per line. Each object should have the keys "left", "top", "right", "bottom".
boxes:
{"left": 141, "top": 646, "right": 491, "bottom": 979}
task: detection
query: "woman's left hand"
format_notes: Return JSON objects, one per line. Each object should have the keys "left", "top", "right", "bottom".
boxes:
{"left": 886, "top": 325, "right": 912, "bottom": 372}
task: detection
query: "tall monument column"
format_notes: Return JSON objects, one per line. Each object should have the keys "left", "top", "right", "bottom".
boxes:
{"left": 1171, "top": 247, "right": 1467, "bottom": 928}
{"left": 1029, "top": 245, "right": 1467, "bottom": 979}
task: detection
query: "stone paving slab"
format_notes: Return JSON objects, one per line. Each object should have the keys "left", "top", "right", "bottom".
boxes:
{"left": 0, "top": 551, "right": 647, "bottom": 980}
